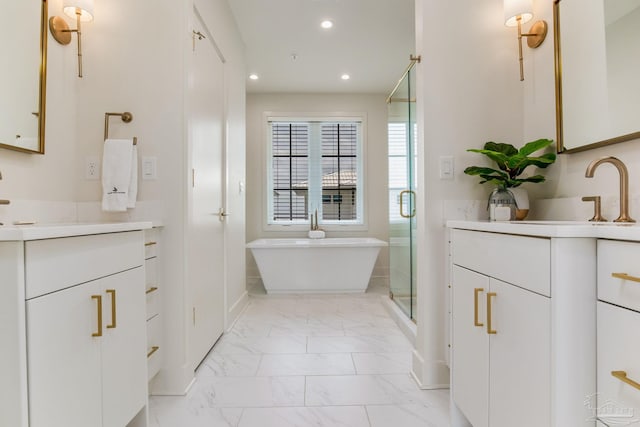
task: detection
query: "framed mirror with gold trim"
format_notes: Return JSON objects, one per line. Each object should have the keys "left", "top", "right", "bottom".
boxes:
{"left": 0, "top": 0, "right": 48, "bottom": 154}
{"left": 554, "top": 0, "right": 640, "bottom": 154}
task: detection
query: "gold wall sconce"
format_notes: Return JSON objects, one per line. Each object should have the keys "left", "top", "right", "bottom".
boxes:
{"left": 49, "top": 0, "right": 94, "bottom": 78}
{"left": 504, "top": 0, "right": 547, "bottom": 81}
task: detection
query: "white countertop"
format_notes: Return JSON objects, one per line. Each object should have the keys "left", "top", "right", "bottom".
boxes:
{"left": 0, "top": 221, "right": 153, "bottom": 241}
{"left": 447, "top": 220, "right": 640, "bottom": 241}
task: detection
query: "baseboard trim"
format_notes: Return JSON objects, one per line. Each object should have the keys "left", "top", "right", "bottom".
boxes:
{"left": 148, "top": 363, "right": 194, "bottom": 396}
{"left": 226, "top": 290, "right": 249, "bottom": 332}
{"left": 411, "top": 349, "right": 450, "bottom": 390}
{"left": 381, "top": 295, "right": 416, "bottom": 346}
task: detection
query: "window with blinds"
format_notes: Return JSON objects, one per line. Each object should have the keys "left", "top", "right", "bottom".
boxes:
{"left": 268, "top": 119, "right": 363, "bottom": 225}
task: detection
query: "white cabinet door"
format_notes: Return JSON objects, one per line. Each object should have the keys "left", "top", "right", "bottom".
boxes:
{"left": 489, "top": 278, "right": 551, "bottom": 427}
{"left": 597, "top": 301, "right": 640, "bottom": 426}
{"left": 452, "top": 266, "right": 490, "bottom": 427}
{"left": 101, "top": 268, "right": 147, "bottom": 427}
{"left": 26, "top": 281, "right": 103, "bottom": 427}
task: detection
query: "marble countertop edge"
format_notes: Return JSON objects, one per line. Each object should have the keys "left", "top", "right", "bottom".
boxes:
{"left": 446, "top": 220, "right": 640, "bottom": 241}
{"left": 0, "top": 221, "right": 154, "bottom": 241}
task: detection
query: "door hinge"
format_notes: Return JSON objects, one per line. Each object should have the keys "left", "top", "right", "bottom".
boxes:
{"left": 193, "top": 307, "right": 196, "bottom": 325}
{"left": 192, "top": 169, "right": 195, "bottom": 188}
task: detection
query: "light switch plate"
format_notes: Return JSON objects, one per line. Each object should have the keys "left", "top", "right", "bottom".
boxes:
{"left": 142, "top": 156, "right": 157, "bottom": 180}
{"left": 439, "top": 156, "right": 454, "bottom": 180}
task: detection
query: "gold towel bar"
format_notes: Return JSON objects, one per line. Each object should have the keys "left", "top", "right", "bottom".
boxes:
{"left": 104, "top": 112, "right": 137, "bottom": 145}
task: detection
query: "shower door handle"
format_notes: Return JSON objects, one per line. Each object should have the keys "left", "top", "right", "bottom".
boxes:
{"left": 399, "top": 190, "right": 416, "bottom": 218}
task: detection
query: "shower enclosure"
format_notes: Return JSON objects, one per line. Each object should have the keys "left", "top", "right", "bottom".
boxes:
{"left": 387, "top": 58, "right": 418, "bottom": 320}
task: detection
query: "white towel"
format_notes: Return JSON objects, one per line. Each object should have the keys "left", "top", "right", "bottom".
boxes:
{"left": 127, "top": 145, "right": 138, "bottom": 209}
{"left": 102, "top": 139, "right": 134, "bottom": 212}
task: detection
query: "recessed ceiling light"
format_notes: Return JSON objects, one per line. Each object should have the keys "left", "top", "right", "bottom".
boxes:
{"left": 341, "top": 74, "right": 350, "bottom": 80}
{"left": 249, "top": 74, "right": 259, "bottom": 80}
{"left": 321, "top": 20, "right": 333, "bottom": 29}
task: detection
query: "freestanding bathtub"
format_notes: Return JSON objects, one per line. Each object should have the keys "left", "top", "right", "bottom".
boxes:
{"left": 247, "top": 237, "right": 387, "bottom": 293}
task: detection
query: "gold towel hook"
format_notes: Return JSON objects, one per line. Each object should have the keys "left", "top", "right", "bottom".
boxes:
{"left": 104, "top": 112, "right": 137, "bottom": 145}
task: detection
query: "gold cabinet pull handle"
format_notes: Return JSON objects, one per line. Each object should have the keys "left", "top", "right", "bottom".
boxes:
{"left": 612, "top": 371, "right": 640, "bottom": 391}
{"left": 146, "top": 286, "right": 159, "bottom": 295}
{"left": 91, "top": 295, "right": 103, "bottom": 337}
{"left": 145, "top": 241, "right": 157, "bottom": 247}
{"left": 487, "top": 292, "right": 497, "bottom": 334}
{"left": 147, "top": 346, "right": 160, "bottom": 358}
{"left": 106, "top": 289, "right": 117, "bottom": 329}
{"left": 474, "top": 288, "right": 484, "bottom": 327}
{"left": 612, "top": 272, "right": 640, "bottom": 283}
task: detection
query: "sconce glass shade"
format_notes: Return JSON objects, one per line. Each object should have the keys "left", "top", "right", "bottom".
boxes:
{"left": 63, "top": 0, "right": 94, "bottom": 22}
{"left": 504, "top": 0, "right": 533, "bottom": 27}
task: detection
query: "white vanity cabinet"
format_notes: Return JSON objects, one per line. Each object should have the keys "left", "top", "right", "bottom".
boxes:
{"left": 449, "top": 226, "right": 597, "bottom": 427}
{"left": 596, "top": 239, "right": 640, "bottom": 426}
{"left": 0, "top": 225, "right": 150, "bottom": 427}
{"left": 451, "top": 230, "right": 551, "bottom": 427}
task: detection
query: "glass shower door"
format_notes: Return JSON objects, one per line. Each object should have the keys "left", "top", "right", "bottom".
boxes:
{"left": 388, "top": 64, "right": 417, "bottom": 320}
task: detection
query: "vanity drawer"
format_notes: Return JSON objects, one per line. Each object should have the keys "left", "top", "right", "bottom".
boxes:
{"left": 145, "top": 258, "right": 160, "bottom": 320}
{"left": 147, "top": 314, "right": 162, "bottom": 380}
{"left": 451, "top": 229, "right": 551, "bottom": 296}
{"left": 144, "top": 228, "right": 158, "bottom": 259}
{"left": 598, "top": 240, "right": 640, "bottom": 312}
{"left": 597, "top": 301, "right": 640, "bottom": 424}
{"left": 25, "top": 231, "right": 144, "bottom": 300}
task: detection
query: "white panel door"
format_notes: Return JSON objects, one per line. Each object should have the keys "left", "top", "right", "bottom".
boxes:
{"left": 489, "top": 278, "right": 551, "bottom": 427}
{"left": 187, "top": 9, "right": 226, "bottom": 370}
{"left": 26, "top": 281, "right": 103, "bottom": 427}
{"left": 101, "top": 267, "right": 147, "bottom": 427}
{"left": 452, "top": 265, "right": 490, "bottom": 427}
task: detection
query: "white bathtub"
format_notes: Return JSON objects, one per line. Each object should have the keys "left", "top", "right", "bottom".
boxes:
{"left": 247, "top": 238, "right": 387, "bottom": 294}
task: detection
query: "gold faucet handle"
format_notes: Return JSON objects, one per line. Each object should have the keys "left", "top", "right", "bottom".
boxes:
{"left": 582, "top": 196, "right": 607, "bottom": 222}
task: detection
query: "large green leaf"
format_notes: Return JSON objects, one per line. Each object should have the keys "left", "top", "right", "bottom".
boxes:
{"left": 514, "top": 174, "right": 546, "bottom": 184}
{"left": 463, "top": 166, "right": 508, "bottom": 177}
{"left": 467, "top": 149, "right": 510, "bottom": 171}
{"left": 484, "top": 142, "right": 518, "bottom": 156}
{"left": 518, "top": 138, "right": 554, "bottom": 156}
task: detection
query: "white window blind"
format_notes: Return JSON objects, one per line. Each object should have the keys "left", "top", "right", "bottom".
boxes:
{"left": 388, "top": 122, "right": 417, "bottom": 223}
{"left": 268, "top": 119, "right": 363, "bottom": 226}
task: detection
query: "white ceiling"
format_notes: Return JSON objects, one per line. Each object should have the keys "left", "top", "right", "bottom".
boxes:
{"left": 228, "top": 0, "right": 415, "bottom": 95}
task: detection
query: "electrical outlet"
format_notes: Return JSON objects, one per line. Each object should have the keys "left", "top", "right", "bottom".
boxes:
{"left": 85, "top": 157, "right": 100, "bottom": 180}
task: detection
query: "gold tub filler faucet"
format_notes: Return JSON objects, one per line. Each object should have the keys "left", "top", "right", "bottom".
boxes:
{"left": 584, "top": 156, "right": 635, "bottom": 223}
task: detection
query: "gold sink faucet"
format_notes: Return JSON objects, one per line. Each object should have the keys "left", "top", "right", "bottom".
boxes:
{"left": 585, "top": 156, "right": 634, "bottom": 223}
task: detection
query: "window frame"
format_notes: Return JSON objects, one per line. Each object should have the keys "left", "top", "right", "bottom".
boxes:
{"left": 262, "top": 112, "right": 368, "bottom": 232}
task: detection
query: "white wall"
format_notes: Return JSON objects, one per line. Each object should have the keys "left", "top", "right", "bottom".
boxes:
{"left": 0, "top": 0, "right": 76, "bottom": 204}
{"left": 245, "top": 93, "right": 390, "bottom": 279}
{"left": 523, "top": 0, "right": 640, "bottom": 221}
{"left": 1, "top": 0, "right": 246, "bottom": 395}
{"left": 413, "top": 0, "right": 524, "bottom": 388}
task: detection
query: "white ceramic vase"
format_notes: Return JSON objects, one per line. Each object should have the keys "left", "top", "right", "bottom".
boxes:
{"left": 510, "top": 187, "right": 529, "bottom": 220}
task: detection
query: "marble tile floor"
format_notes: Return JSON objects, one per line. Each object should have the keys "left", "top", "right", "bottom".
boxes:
{"left": 148, "top": 285, "right": 450, "bottom": 427}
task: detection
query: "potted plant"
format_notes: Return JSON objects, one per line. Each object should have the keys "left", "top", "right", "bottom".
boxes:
{"left": 464, "top": 138, "right": 556, "bottom": 220}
